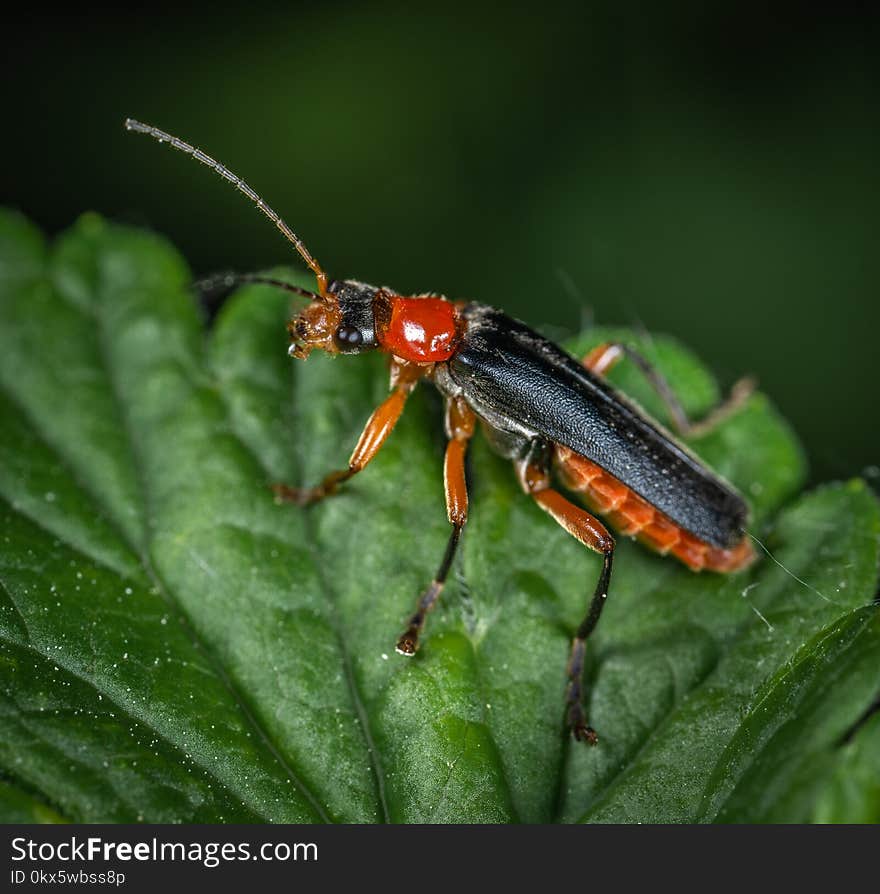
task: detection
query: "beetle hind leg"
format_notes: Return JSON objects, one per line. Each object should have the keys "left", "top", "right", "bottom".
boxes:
{"left": 517, "top": 442, "right": 615, "bottom": 745}
{"left": 583, "top": 342, "right": 754, "bottom": 438}
{"left": 564, "top": 547, "right": 613, "bottom": 743}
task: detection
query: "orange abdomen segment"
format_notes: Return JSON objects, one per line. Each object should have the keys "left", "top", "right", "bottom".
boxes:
{"left": 554, "top": 446, "right": 755, "bottom": 573}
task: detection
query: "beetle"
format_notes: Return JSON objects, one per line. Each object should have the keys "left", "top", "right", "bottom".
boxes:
{"left": 125, "top": 118, "right": 757, "bottom": 744}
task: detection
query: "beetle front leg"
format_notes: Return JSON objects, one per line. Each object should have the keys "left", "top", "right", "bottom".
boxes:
{"left": 517, "top": 443, "right": 615, "bottom": 745}
{"left": 274, "top": 362, "right": 421, "bottom": 506}
{"left": 396, "top": 397, "right": 475, "bottom": 656}
{"left": 583, "top": 342, "right": 754, "bottom": 438}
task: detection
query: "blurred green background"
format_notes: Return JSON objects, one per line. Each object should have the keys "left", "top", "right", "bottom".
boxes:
{"left": 3, "top": 3, "right": 878, "bottom": 484}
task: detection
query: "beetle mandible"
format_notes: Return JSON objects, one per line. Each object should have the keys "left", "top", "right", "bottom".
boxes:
{"left": 125, "top": 118, "right": 757, "bottom": 744}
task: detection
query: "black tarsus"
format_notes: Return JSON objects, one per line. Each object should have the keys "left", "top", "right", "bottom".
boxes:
{"left": 566, "top": 528, "right": 614, "bottom": 745}
{"left": 577, "top": 548, "right": 614, "bottom": 641}
{"left": 396, "top": 524, "right": 463, "bottom": 656}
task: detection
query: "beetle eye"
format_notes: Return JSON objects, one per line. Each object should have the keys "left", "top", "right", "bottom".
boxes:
{"left": 336, "top": 324, "right": 363, "bottom": 347}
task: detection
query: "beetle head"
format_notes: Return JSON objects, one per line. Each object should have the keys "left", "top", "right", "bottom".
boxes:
{"left": 122, "top": 119, "right": 392, "bottom": 362}
{"left": 287, "top": 279, "right": 386, "bottom": 359}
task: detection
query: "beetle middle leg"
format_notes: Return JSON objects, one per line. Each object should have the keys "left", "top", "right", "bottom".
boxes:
{"left": 583, "top": 342, "right": 754, "bottom": 438}
{"left": 396, "top": 397, "right": 476, "bottom": 656}
{"left": 516, "top": 440, "right": 614, "bottom": 745}
{"left": 274, "top": 361, "right": 422, "bottom": 506}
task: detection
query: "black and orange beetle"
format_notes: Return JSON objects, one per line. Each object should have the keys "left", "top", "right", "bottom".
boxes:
{"left": 126, "top": 119, "right": 757, "bottom": 744}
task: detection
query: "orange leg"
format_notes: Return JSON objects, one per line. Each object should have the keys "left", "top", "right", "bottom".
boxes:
{"left": 517, "top": 443, "right": 614, "bottom": 745}
{"left": 396, "top": 397, "right": 475, "bottom": 656}
{"left": 583, "top": 342, "right": 754, "bottom": 438}
{"left": 274, "top": 361, "right": 421, "bottom": 506}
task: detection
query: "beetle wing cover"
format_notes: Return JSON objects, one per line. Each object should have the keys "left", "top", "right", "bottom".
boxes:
{"left": 448, "top": 305, "right": 748, "bottom": 549}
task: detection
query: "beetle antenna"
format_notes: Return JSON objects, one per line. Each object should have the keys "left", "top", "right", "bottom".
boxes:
{"left": 124, "top": 118, "right": 330, "bottom": 299}
{"left": 193, "top": 271, "right": 323, "bottom": 304}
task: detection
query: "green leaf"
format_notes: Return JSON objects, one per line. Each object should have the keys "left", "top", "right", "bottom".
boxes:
{"left": 811, "top": 711, "right": 880, "bottom": 824}
{"left": 0, "top": 779, "right": 67, "bottom": 824}
{"left": 1, "top": 209, "right": 878, "bottom": 824}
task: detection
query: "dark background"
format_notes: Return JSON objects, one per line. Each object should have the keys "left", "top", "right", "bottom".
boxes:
{"left": 3, "top": 3, "right": 878, "bottom": 484}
